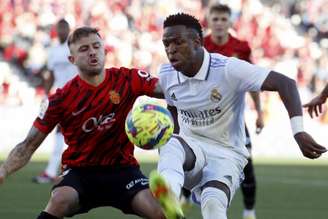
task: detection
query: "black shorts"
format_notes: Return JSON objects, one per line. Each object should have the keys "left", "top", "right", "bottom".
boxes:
{"left": 52, "top": 166, "right": 149, "bottom": 216}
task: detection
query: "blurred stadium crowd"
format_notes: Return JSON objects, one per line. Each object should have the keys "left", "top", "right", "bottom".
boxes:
{"left": 0, "top": 0, "right": 328, "bottom": 142}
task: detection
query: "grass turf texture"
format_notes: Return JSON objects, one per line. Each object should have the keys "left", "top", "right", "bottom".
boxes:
{"left": 0, "top": 161, "right": 327, "bottom": 219}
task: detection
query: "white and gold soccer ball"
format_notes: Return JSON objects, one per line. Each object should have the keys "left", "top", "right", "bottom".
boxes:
{"left": 125, "top": 102, "right": 174, "bottom": 150}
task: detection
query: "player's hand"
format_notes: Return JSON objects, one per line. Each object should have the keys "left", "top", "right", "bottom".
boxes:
{"left": 303, "top": 94, "right": 327, "bottom": 118}
{"left": 255, "top": 114, "right": 264, "bottom": 134}
{"left": 294, "top": 132, "right": 327, "bottom": 159}
{"left": 0, "top": 166, "right": 7, "bottom": 185}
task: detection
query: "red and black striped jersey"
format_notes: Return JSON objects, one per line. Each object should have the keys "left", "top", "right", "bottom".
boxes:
{"left": 33, "top": 67, "right": 158, "bottom": 168}
{"left": 204, "top": 34, "right": 251, "bottom": 62}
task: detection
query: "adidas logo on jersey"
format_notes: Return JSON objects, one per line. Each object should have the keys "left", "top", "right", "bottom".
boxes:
{"left": 170, "top": 92, "right": 177, "bottom": 101}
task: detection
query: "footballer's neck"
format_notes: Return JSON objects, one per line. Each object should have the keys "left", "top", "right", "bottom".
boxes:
{"left": 80, "top": 70, "right": 105, "bottom": 87}
{"left": 211, "top": 33, "right": 229, "bottom": 46}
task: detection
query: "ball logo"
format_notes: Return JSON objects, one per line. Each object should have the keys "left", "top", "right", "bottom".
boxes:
{"left": 210, "top": 88, "right": 222, "bottom": 102}
{"left": 109, "top": 90, "right": 120, "bottom": 104}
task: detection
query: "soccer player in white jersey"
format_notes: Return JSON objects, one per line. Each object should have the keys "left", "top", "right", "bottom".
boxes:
{"left": 33, "top": 19, "right": 78, "bottom": 183}
{"left": 149, "top": 13, "right": 327, "bottom": 219}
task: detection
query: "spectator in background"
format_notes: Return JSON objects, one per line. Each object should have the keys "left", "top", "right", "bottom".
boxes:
{"left": 32, "top": 18, "right": 78, "bottom": 184}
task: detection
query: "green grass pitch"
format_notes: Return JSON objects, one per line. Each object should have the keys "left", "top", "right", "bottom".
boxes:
{"left": 0, "top": 161, "right": 327, "bottom": 219}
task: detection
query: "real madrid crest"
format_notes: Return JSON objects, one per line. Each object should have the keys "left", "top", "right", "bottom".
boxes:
{"left": 109, "top": 90, "right": 120, "bottom": 104}
{"left": 210, "top": 88, "right": 222, "bottom": 102}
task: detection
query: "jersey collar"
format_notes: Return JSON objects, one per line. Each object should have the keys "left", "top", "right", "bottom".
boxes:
{"left": 178, "top": 48, "right": 211, "bottom": 83}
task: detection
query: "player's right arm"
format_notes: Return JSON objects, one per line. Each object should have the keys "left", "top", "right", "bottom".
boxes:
{"left": 227, "top": 58, "right": 327, "bottom": 159}
{"left": 261, "top": 71, "right": 327, "bottom": 159}
{"left": 0, "top": 126, "right": 47, "bottom": 184}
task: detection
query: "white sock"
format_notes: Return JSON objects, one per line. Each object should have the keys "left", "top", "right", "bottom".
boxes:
{"left": 157, "top": 139, "right": 185, "bottom": 198}
{"left": 243, "top": 209, "right": 256, "bottom": 218}
{"left": 201, "top": 187, "right": 228, "bottom": 219}
{"left": 45, "top": 133, "right": 65, "bottom": 177}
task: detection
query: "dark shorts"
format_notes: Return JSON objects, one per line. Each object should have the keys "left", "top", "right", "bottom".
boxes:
{"left": 52, "top": 166, "right": 149, "bottom": 216}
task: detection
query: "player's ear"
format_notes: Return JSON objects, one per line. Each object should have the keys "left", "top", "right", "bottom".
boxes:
{"left": 192, "top": 33, "right": 202, "bottom": 48}
{"left": 68, "top": 55, "right": 75, "bottom": 64}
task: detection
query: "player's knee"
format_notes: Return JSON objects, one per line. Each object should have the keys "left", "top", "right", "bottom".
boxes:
{"left": 47, "top": 187, "right": 79, "bottom": 216}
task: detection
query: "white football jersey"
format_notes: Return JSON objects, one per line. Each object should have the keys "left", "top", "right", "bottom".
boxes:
{"left": 47, "top": 42, "right": 78, "bottom": 89}
{"left": 158, "top": 49, "right": 270, "bottom": 156}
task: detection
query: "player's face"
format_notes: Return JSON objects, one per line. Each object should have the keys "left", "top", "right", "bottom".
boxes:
{"left": 208, "top": 11, "right": 231, "bottom": 38}
{"left": 163, "top": 25, "right": 201, "bottom": 74}
{"left": 69, "top": 33, "right": 106, "bottom": 76}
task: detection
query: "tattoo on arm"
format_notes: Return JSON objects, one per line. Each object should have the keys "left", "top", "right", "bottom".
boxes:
{"left": 2, "top": 127, "right": 46, "bottom": 176}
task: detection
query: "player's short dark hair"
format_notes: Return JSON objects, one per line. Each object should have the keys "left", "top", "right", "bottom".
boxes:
{"left": 57, "top": 18, "right": 69, "bottom": 27}
{"left": 163, "top": 13, "right": 203, "bottom": 39}
{"left": 209, "top": 3, "right": 231, "bottom": 16}
{"left": 67, "top": 27, "right": 101, "bottom": 47}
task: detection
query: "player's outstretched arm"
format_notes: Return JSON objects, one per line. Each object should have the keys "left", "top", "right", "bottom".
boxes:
{"left": 261, "top": 71, "right": 327, "bottom": 159}
{"left": 303, "top": 83, "right": 328, "bottom": 118}
{"left": 0, "top": 126, "right": 47, "bottom": 184}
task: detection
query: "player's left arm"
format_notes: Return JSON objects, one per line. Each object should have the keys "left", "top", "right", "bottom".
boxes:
{"left": 0, "top": 126, "right": 47, "bottom": 184}
{"left": 242, "top": 42, "right": 264, "bottom": 133}
{"left": 261, "top": 71, "right": 327, "bottom": 159}
{"left": 249, "top": 91, "right": 264, "bottom": 134}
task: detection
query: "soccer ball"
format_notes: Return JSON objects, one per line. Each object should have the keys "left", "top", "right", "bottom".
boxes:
{"left": 125, "top": 102, "right": 174, "bottom": 150}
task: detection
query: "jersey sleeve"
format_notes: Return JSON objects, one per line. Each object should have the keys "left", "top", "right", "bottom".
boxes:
{"left": 33, "top": 89, "right": 63, "bottom": 133}
{"left": 127, "top": 68, "right": 159, "bottom": 97}
{"left": 225, "top": 57, "right": 270, "bottom": 92}
{"left": 158, "top": 64, "right": 174, "bottom": 106}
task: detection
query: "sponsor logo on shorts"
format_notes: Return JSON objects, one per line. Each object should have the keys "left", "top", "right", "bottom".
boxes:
{"left": 126, "top": 178, "right": 149, "bottom": 190}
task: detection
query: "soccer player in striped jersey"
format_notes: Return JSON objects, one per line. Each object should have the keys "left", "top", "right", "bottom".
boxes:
{"left": 0, "top": 27, "right": 168, "bottom": 219}
{"left": 149, "top": 13, "right": 327, "bottom": 219}
{"left": 204, "top": 4, "right": 262, "bottom": 219}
